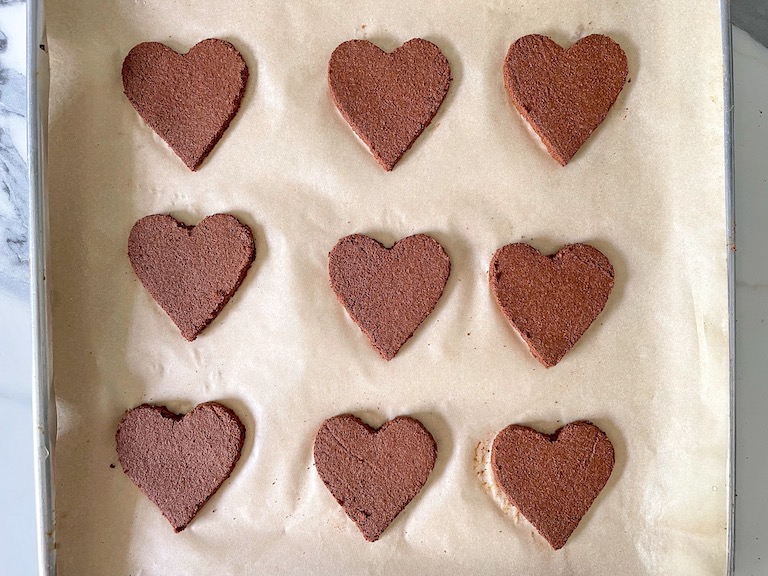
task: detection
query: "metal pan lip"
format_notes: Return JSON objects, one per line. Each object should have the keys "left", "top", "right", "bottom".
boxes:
{"left": 719, "top": 0, "right": 736, "bottom": 574}
{"left": 27, "top": 0, "right": 56, "bottom": 574}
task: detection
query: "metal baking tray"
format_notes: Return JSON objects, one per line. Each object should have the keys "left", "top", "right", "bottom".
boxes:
{"left": 26, "top": 0, "right": 736, "bottom": 573}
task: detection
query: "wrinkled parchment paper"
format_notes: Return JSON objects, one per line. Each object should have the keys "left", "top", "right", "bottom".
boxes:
{"left": 46, "top": 1, "right": 729, "bottom": 574}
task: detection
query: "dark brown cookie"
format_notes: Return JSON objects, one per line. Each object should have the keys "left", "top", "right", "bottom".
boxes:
{"left": 503, "top": 34, "right": 628, "bottom": 165}
{"left": 313, "top": 414, "right": 437, "bottom": 542}
{"left": 328, "top": 234, "right": 450, "bottom": 360}
{"left": 116, "top": 402, "right": 246, "bottom": 532}
{"left": 489, "top": 243, "right": 614, "bottom": 367}
{"left": 328, "top": 38, "right": 451, "bottom": 170}
{"left": 491, "top": 421, "right": 615, "bottom": 549}
{"left": 128, "top": 213, "right": 255, "bottom": 341}
{"left": 122, "top": 38, "right": 249, "bottom": 170}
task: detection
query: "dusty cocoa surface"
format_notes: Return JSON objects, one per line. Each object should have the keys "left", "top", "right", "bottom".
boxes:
{"left": 328, "top": 38, "right": 451, "bottom": 170}
{"left": 116, "top": 402, "right": 246, "bottom": 532}
{"left": 128, "top": 213, "right": 255, "bottom": 341}
{"left": 491, "top": 421, "right": 614, "bottom": 550}
{"left": 122, "top": 38, "right": 248, "bottom": 170}
{"left": 313, "top": 414, "right": 437, "bottom": 542}
{"left": 328, "top": 233, "right": 450, "bottom": 360}
{"left": 489, "top": 243, "right": 614, "bottom": 367}
{"left": 503, "top": 34, "right": 627, "bottom": 165}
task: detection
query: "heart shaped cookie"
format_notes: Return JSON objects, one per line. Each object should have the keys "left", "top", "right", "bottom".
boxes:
{"left": 128, "top": 214, "right": 255, "bottom": 341}
{"left": 491, "top": 421, "right": 615, "bottom": 549}
{"left": 313, "top": 414, "right": 437, "bottom": 542}
{"left": 122, "top": 39, "right": 249, "bottom": 170}
{"left": 328, "top": 38, "right": 452, "bottom": 170}
{"left": 489, "top": 243, "right": 614, "bottom": 367}
{"left": 503, "top": 34, "right": 628, "bottom": 165}
{"left": 328, "top": 234, "right": 451, "bottom": 360}
{"left": 116, "top": 402, "right": 246, "bottom": 532}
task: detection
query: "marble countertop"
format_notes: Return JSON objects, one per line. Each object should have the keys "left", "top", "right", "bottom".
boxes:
{"left": 0, "top": 3, "right": 766, "bottom": 574}
{"left": 0, "top": 1, "right": 35, "bottom": 574}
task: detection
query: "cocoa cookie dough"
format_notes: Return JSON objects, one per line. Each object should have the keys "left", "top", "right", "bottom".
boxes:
{"left": 328, "top": 233, "right": 450, "bottom": 360}
{"left": 503, "top": 34, "right": 628, "bottom": 165}
{"left": 122, "top": 38, "right": 249, "bottom": 170}
{"left": 128, "top": 213, "right": 255, "bottom": 341}
{"left": 328, "top": 38, "right": 451, "bottom": 170}
{"left": 116, "top": 402, "right": 246, "bottom": 532}
{"left": 490, "top": 421, "right": 615, "bottom": 549}
{"left": 489, "top": 243, "right": 614, "bottom": 367}
{"left": 313, "top": 414, "right": 437, "bottom": 542}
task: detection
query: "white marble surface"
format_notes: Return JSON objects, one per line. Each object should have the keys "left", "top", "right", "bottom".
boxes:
{"left": 0, "top": 4, "right": 766, "bottom": 574}
{"left": 732, "top": 25, "right": 768, "bottom": 576}
{"left": 0, "top": 1, "right": 35, "bottom": 575}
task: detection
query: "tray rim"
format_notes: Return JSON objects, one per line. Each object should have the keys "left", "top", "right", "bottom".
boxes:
{"left": 720, "top": 0, "right": 736, "bottom": 573}
{"left": 26, "top": 1, "right": 737, "bottom": 574}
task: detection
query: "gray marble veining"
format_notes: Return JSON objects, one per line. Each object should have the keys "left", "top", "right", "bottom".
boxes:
{"left": 733, "top": 0, "right": 768, "bottom": 49}
{"left": 0, "top": 18, "right": 28, "bottom": 299}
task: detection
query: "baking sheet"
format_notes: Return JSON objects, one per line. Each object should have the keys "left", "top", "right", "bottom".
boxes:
{"left": 44, "top": 1, "right": 730, "bottom": 574}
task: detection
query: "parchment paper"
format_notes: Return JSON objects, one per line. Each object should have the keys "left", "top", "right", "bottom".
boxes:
{"left": 46, "top": 1, "right": 730, "bottom": 574}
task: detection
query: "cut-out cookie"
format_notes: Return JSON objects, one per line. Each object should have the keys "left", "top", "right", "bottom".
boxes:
{"left": 122, "top": 38, "right": 249, "bottom": 170}
{"left": 489, "top": 243, "right": 614, "bottom": 367}
{"left": 128, "top": 214, "right": 255, "bottom": 341}
{"left": 328, "top": 233, "right": 451, "bottom": 360}
{"left": 116, "top": 402, "right": 246, "bottom": 532}
{"left": 313, "top": 414, "right": 437, "bottom": 542}
{"left": 503, "top": 34, "right": 628, "bottom": 165}
{"left": 491, "top": 421, "right": 615, "bottom": 549}
{"left": 328, "top": 38, "right": 451, "bottom": 170}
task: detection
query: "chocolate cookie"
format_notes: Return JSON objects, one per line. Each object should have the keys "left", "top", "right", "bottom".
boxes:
{"left": 116, "top": 402, "right": 246, "bottom": 532}
{"left": 328, "top": 38, "right": 451, "bottom": 170}
{"left": 122, "top": 38, "right": 249, "bottom": 170}
{"left": 328, "top": 234, "right": 451, "bottom": 360}
{"left": 489, "top": 243, "right": 614, "bottom": 367}
{"left": 503, "top": 34, "right": 628, "bottom": 165}
{"left": 128, "top": 213, "right": 255, "bottom": 341}
{"left": 313, "top": 414, "right": 437, "bottom": 542}
{"left": 491, "top": 421, "right": 615, "bottom": 549}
